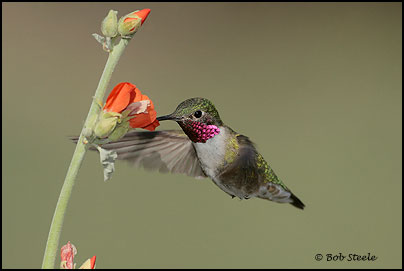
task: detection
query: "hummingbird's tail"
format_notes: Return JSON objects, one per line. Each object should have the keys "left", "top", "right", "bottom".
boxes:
{"left": 257, "top": 183, "right": 305, "bottom": 210}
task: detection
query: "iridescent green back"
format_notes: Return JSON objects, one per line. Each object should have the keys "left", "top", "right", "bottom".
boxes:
{"left": 256, "top": 153, "right": 289, "bottom": 191}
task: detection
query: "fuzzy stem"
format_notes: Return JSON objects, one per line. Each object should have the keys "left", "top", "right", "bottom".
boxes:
{"left": 41, "top": 37, "right": 130, "bottom": 269}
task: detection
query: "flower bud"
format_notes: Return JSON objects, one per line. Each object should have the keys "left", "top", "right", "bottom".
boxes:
{"left": 93, "top": 111, "right": 121, "bottom": 139}
{"left": 101, "top": 10, "right": 118, "bottom": 38}
{"left": 60, "top": 241, "right": 77, "bottom": 269}
{"left": 79, "top": 256, "right": 96, "bottom": 269}
{"left": 118, "top": 9, "right": 150, "bottom": 37}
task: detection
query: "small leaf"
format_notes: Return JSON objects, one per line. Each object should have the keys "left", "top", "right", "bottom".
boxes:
{"left": 92, "top": 33, "right": 105, "bottom": 45}
{"left": 95, "top": 145, "right": 118, "bottom": 182}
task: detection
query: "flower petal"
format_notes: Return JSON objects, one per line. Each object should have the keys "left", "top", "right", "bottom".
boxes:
{"left": 104, "top": 82, "right": 136, "bottom": 113}
{"left": 126, "top": 100, "right": 150, "bottom": 115}
{"left": 128, "top": 95, "right": 159, "bottom": 130}
{"left": 90, "top": 256, "right": 96, "bottom": 269}
{"left": 129, "top": 87, "right": 146, "bottom": 104}
{"left": 141, "top": 119, "right": 160, "bottom": 131}
{"left": 135, "top": 9, "right": 151, "bottom": 25}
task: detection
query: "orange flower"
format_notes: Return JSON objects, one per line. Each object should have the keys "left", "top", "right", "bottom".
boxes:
{"left": 104, "top": 82, "right": 159, "bottom": 131}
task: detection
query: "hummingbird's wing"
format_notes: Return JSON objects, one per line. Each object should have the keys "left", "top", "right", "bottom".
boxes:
{"left": 88, "top": 130, "right": 207, "bottom": 178}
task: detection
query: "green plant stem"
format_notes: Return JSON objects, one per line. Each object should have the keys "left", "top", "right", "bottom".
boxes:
{"left": 41, "top": 37, "right": 130, "bottom": 269}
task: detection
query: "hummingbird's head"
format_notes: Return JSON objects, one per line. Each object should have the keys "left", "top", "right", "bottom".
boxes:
{"left": 157, "top": 97, "right": 223, "bottom": 143}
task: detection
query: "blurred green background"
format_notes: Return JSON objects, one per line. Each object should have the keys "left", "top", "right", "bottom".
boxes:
{"left": 2, "top": 2, "right": 402, "bottom": 269}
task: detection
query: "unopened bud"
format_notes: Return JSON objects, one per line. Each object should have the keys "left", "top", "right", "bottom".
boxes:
{"left": 118, "top": 9, "right": 150, "bottom": 37}
{"left": 60, "top": 241, "right": 77, "bottom": 269}
{"left": 93, "top": 111, "right": 120, "bottom": 139}
{"left": 79, "top": 256, "right": 96, "bottom": 269}
{"left": 101, "top": 10, "right": 118, "bottom": 38}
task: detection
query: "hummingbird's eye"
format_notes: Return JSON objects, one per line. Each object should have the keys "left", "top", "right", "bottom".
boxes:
{"left": 194, "top": 110, "right": 202, "bottom": 118}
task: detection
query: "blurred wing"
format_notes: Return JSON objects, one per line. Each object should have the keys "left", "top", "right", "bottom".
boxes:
{"left": 89, "top": 130, "right": 207, "bottom": 178}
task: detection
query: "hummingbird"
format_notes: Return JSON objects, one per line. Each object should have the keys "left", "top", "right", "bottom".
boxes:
{"left": 91, "top": 97, "right": 305, "bottom": 209}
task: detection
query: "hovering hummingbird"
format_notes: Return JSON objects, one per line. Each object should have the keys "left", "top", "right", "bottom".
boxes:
{"left": 91, "top": 97, "right": 305, "bottom": 209}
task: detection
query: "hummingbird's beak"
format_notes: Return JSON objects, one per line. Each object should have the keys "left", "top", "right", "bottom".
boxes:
{"left": 156, "top": 114, "right": 181, "bottom": 121}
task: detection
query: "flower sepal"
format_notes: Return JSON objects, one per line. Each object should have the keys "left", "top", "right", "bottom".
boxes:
{"left": 107, "top": 117, "right": 130, "bottom": 142}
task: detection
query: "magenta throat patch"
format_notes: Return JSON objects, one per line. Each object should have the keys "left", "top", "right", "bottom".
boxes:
{"left": 180, "top": 120, "right": 221, "bottom": 143}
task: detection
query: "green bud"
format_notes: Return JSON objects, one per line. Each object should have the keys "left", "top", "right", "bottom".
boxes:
{"left": 101, "top": 10, "right": 118, "bottom": 38}
{"left": 93, "top": 111, "right": 121, "bottom": 139}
